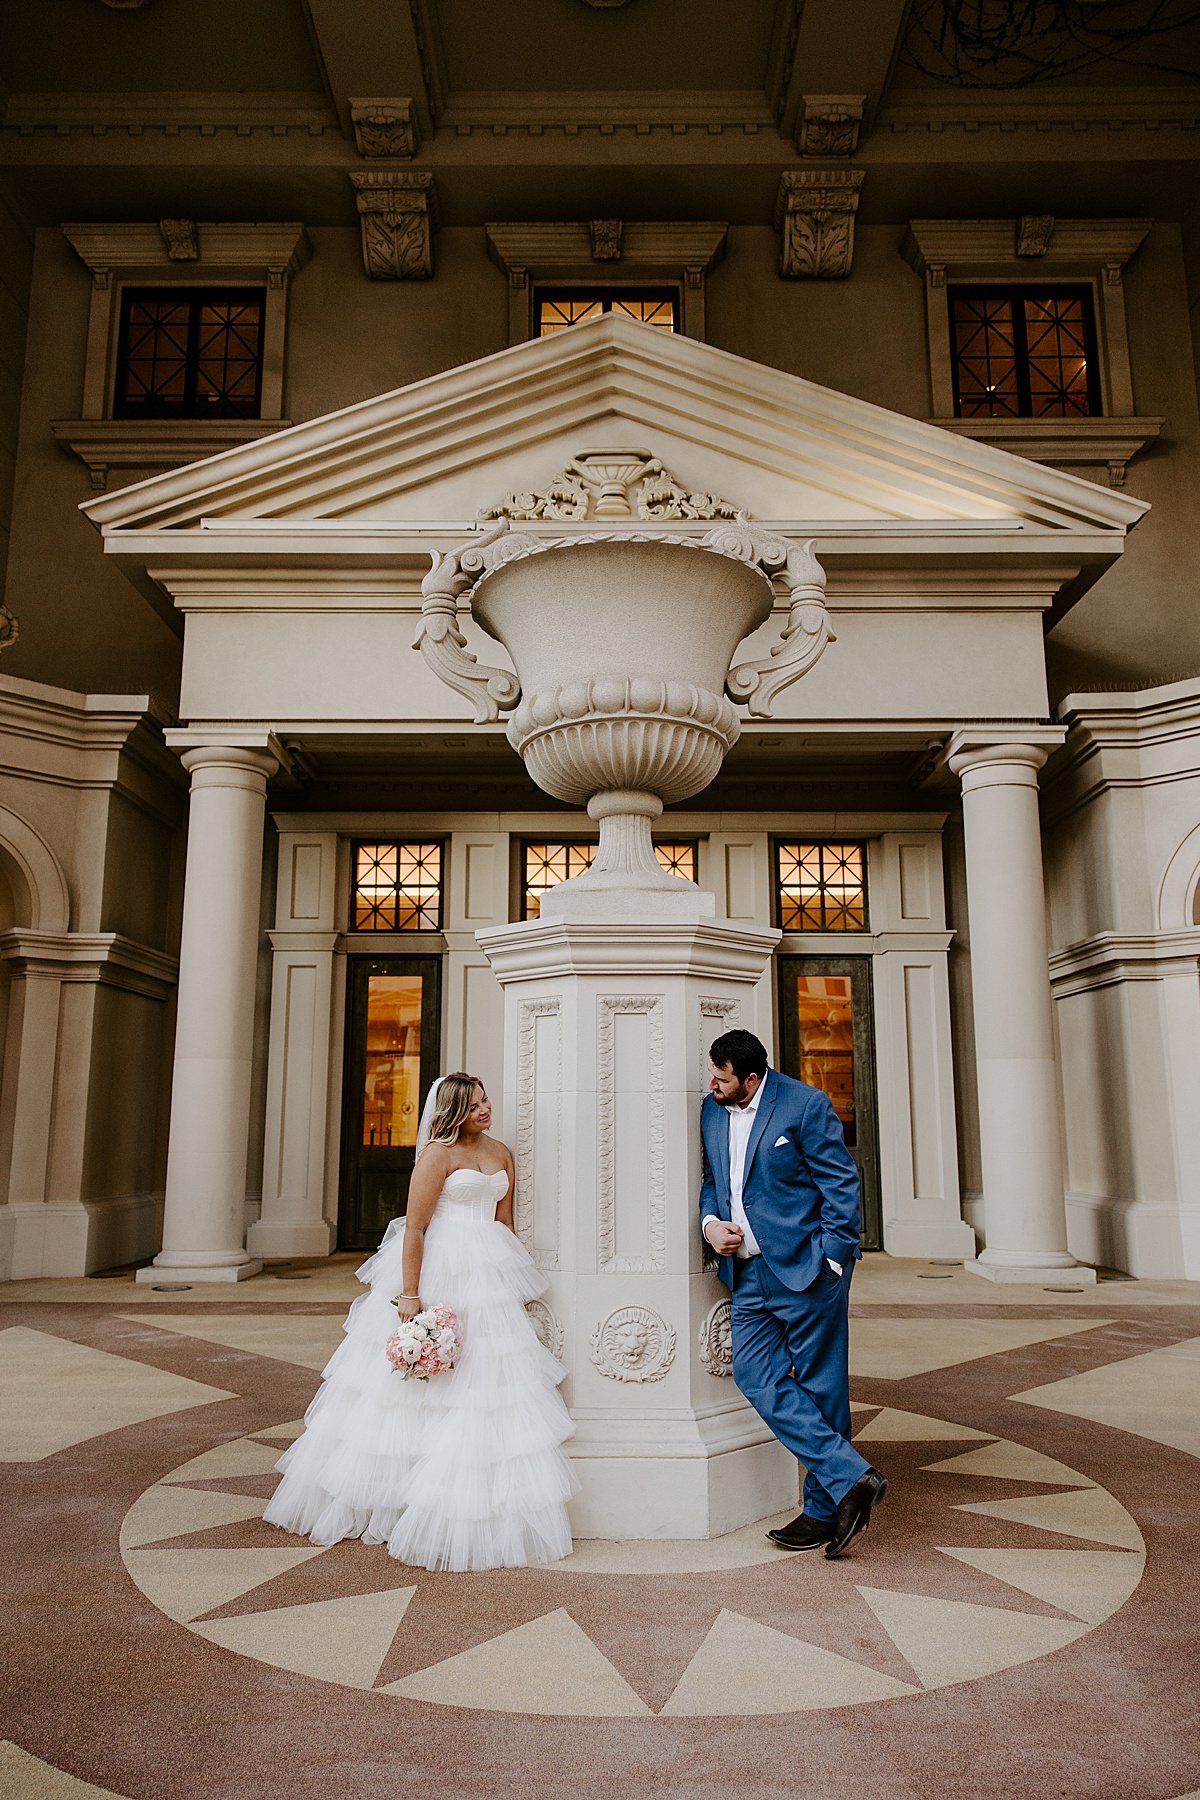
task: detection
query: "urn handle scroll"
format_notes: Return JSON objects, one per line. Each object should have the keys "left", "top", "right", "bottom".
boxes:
{"left": 724, "top": 537, "right": 836, "bottom": 721}
{"left": 414, "top": 519, "right": 522, "bottom": 724}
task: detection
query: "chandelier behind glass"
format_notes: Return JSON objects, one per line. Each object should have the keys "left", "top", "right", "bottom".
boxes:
{"left": 904, "top": 0, "right": 1200, "bottom": 86}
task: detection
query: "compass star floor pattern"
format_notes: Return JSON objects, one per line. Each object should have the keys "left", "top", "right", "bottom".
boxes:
{"left": 1, "top": 1276, "right": 1199, "bottom": 1800}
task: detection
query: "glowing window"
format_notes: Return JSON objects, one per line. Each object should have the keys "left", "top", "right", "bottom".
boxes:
{"left": 114, "top": 288, "right": 265, "bottom": 419}
{"left": 776, "top": 843, "right": 867, "bottom": 932}
{"left": 950, "top": 286, "right": 1100, "bottom": 419}
{"left": 535, "top": 289, "right": 678, "bottom": 337}
{"left": 352, "top": 843, "right": 443, "bottom": 931}
{"left": 522, "top": 839, "right": 697, "bottom": 917}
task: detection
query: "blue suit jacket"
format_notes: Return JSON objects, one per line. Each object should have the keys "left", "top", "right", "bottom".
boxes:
{"left": 699, "top": 1068, "right": 862, "bottom": 1294}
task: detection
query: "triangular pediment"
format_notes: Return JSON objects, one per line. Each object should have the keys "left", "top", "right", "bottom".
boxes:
{"left": 83, "top": 313, "right": 1144, "bottom": 538}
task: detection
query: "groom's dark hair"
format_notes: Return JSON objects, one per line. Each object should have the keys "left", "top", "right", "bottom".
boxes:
{"left": 709, "top": 1029, "right": 768, "bottom": 1081}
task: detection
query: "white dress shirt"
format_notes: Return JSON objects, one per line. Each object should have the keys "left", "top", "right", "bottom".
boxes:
{"left": 703, "top": 1080, "right": 842, "bottom": 1274}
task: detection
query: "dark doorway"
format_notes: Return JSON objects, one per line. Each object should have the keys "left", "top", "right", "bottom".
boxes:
{"left": 777, "top": 956, "right": 882, "bottom": 1251}
{"left": 338, "top": 955, "right": 442, "bottom": 1251}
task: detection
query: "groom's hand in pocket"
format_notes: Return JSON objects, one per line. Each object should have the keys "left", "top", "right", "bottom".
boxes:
{"left": 704, "top": 1219, "right": 744, "bottom": 1256}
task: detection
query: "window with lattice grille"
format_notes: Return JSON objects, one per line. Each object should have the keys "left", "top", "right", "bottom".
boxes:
{"left": 949, "top": 286, "right": 1100, "bottom": 419}
{"left": 114, "top": 288, "right": 265, "bottom": 420}
{"left": 352, "top": 843, "right": 443, "bottom": 931}
{"left": 776, "top": 843, "right": 867, "bottom": 932}
{"left": 521, "top": 839, "right": 697, "bottom": 918}
{"left": 534, "top": 289, "right": 678, "bottom": 337}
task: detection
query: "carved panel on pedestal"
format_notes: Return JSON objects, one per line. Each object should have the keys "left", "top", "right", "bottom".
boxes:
{"left": 525, "top": 1298, "right": 565, "bottom": 1361}
{"left": 700, "top": 997, "right": 740, "bottom": 1086}
{"left": 516, "top": 997, "right": 561, "bottom": 1269}
{"left": 589, "top": 1305, "right": 676, "bottom": 1382}
{"left": 698, "top": 1299, "right": 734, "bottom": 1377}
{"left": 598, "top": 995, "right": 665, "bottom": 1272}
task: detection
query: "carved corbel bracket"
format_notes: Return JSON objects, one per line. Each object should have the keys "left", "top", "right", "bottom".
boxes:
{"left": 774, "top": 168, "right": 865, "bottom": 279}
{"left": 415, "top": 521, "right": 523, "bottom": 723}
{"left": 721, "top": 533, "right": 836, "bottom": 719}
{"left": 797, "top": 94, "right": 865, "bottom": 157}
{"left": 350, "top": 170, "right": 437, "bottom": 279}
{"left": 349, "top": 97, "right": 419, "bottom": 159}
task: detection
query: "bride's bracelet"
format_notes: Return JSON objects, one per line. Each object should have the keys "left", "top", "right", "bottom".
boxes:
{"left": 399, "top": 1293, "right": 421, "bottom": 1301}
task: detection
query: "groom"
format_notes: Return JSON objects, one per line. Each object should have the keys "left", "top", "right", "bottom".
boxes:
{"left": 700, "top": 1028, "right": 887, "bottom": 1557}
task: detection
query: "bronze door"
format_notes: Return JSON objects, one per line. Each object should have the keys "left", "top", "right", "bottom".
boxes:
{"left": 777, "top": 956, "right": 882, "bottom": 1251}
{"left": 339, "top": 956, "right": 442, "bottom": 1251}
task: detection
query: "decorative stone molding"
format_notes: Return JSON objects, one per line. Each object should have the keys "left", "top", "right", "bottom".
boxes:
{"left": 54, "top": 220, "right": 308, "bottom": 483}
{"left": 515, "top": 997, "right": 561, "bottom": 1268}
{"left": 597, "top": 995, "right": 666, "bottom": 1272}
{"left": 0, "top": 608, "right": 18, "bottom": 656}
{"left": 159, "top": 218, "right": 198, "bottom": 261}
{"left": 350, "top": 170, "right": 437, "bottom": 279}
{"left": 1016, "top": 215, "right": 1055, "bottom": 258}
{"left": 7, "top": 92, "right": 337, "bottom": 135}
{"left": 879, "top": 85, "right": 1200, "bottom": 137}
{"left": 590, "top": 219, "right": 623, "bottom": 260}
{"left": 698, "top": 1300, "right": 734, "bottom": 1376}
{"left": 903, "top": 216, "right": 1157, "bottom": 485}
{"left": 774, "top": 169, "right": 865, "bottom": 279}
{"left": 700, "top": 997, "right": 740, "bottom": 1076}
{"left": 415, "top": 521, "right": 523, "bottom": 724}
{"left": 479, "top": 449, "right": 740, "bottom": 524}
{"left": 589, "top": 1305, "right": 676, "bottom": 1382}
{"left": 798, "top": 94, "right": 864, "bottom": 156}
{"left": 724, "top": 535, "right": 836, "bottom": 717}
{"left": 484, "top": 221, "right": 727, "bottom": 341}
{"left": 525, "top": 1299, "right": 565, "bottom": 1360}
{"left": 349, "top": 97, "right": 419, "bottom": 159}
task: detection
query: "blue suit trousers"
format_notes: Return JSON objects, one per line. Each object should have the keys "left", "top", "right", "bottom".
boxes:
{"left": 731, "top": 1254, "right": 869, "bottom": 1521}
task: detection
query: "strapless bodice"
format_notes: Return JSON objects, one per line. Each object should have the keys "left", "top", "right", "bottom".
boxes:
{"left": 434, "top": 1167, "right": 508, "bottom": 1222}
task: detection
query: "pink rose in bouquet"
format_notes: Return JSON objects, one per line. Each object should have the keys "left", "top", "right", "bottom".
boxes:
{"left": 385, "top": 1301, "right": 462, "bottom": 1380}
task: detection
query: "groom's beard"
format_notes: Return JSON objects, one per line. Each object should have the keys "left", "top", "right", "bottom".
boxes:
{"left": 712, "top": 1083, "right": 754, "bottom": 1108}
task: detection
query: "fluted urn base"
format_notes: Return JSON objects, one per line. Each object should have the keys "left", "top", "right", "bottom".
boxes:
{"left": 538, "top": 790, "right": 715, "bottom": 922}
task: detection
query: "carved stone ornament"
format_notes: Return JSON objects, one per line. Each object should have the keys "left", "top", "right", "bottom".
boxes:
{"left": 525, "top": 1299, "right": 565, "bottom": 1361}
{"left": 1016, "top": 215, "right": 1055, "bottom": 258}
{"left": 724, "top": 536, "right": 836, "bottom": 718}
{"left": 414, "top": 521, "right": 523, "bottom": 723}
{"left": 159, "top": 219, "right": 198, "bottom": 261}
{"left": 0, "top": 607, "right": 20, "bottom": 654}
{"left": 349, "top": 97, "right": 419, "bottom": 160}
{"left": 589, "top": 1305, "right": 676, "bottom": 1383}
{"left": 698, "top": 1300, "right": 734, "bottom": 1377}
{"left": 774, "top": 168, "right": 866, "bottom": 280}
{"left": 798, "top": 95, "right": 864, "bottom": 158}
{"left": 590, "top": 218, "right": 623, "bottom": 260}
{"left": 479, "top": 449, "right": 740, "bottom": 524}
{"left": 350, "top": 171, "right": 436, "bottom": 279}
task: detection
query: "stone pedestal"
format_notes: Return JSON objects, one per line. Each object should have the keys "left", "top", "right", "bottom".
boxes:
{"left": 477, "top": 909, "right": 798, "bottom": 1539}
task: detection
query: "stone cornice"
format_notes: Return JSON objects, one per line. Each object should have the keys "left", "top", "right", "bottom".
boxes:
{"left": 928, "top": 418, "right": 1164, "bottom": 491}
{"left": 881, "top": 85, "right": 1200, "bottom": 136}
{"left": 444, "top": 90, "right": 773, "bottom": 132}
{"left": 4, "top": 90, "right": 337, "bottom": 135}
{"left": 903, "top": 217, "right": 1152, "bottom": 279}
{"left": 62, "top": 220, "right": 311, "bottom": 279}
{"left": 1049, "top": 929, "right": 1200, "bottom": 995}
{"left": 475, "top": 917, "right": 781, "bottom": 982}
{"left": 52, "top": 420, "right": 292, "bottom": 490}
{"left": 485, "top": 221, "right": 728, "bottom": 280}
{"left": 0, "top": 929, "right": 179, "bottom": 996}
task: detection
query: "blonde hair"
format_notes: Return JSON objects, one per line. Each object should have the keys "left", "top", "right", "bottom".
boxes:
{"left": 423, "top": 1072, "right": 483, "bottom": 1148}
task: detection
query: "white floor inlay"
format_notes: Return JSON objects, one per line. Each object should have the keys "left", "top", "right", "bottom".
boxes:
{"left": 120, "top": 1314, "right": 344, "bottom": 1372}
{"left": 123, "top": 1546, "right": 327, "bottom": 1623}
{"left": 660, "top": 1609, "right": 917, "bottom": 1714}
{"left": 955, "top": 1486, "right": 1145, "bottom": 1551}
{"left": 937, "top": 1547, "right": 1144, "bottom": 1626}
{"left": 848, "top": 1317, "right": 1113, "bottom": 1379}
{"left": 120, "top": 1484, "right": 268, "bottom": 1550}
{"left": 0, "top": 1327, "right": 234, "bottom": 1462}
{"left": 382, "top": 1609, "right": 652, "bottom": 1716}
{"left": 159, "top": 1438, "right": 285, "bottom": 1484}
{"left": 922, "top": 1442, "right": 1095, "bottom": 1486}
{"left": 853, "top": 1408, "right": 994, "bottom": 1444}
{"left": 1011, "top": 1335, "right": 1200, "bottom": 1461}
{"left": 194, "top": 1587, "right": 417, "bottom": 1688}
{"left": 856, "top": 1587, "right": 1089, "bottom": 1688}
{"left": 0, "top": 1740, "right": 132, "bottom": 1800}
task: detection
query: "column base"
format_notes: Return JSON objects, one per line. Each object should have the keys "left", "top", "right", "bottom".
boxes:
{"left": 136, "top": 1255, "right": 263, "bottom": 1284}
{"left": 964, "top": 1257, "right": 1097, "bottom": 1286}
{"left": 246, "top": 1218, "right": 335, "bottom": 1259}
{"left": 570, "top": 1439, "right": 797, "bottom": 1540}
{"left": 883, "top": 1219, "right": 978, "bottom": 1260}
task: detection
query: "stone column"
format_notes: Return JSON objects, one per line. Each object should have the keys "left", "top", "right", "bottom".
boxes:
{"left": 138, "top": 746, "right": 275, "bottom": 1284}
{"left": 948, "top": 738, "right": 1095, "bottom": 1283}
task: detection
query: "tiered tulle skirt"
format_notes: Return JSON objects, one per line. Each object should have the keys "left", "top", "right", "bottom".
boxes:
{"left": 263, "top": 1217, "right": 577, "bottom": 1571}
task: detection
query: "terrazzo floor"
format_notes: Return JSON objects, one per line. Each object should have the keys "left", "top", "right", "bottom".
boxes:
{"left": 2, "top": 1255, "right": 1198, "bottom": 1800}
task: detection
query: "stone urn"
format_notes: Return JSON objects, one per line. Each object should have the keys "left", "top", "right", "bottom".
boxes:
{"left": 415, "top": 457, "right": 835, "bottom": 917}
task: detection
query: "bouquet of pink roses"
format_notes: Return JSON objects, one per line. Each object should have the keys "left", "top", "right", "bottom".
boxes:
{"left": 385, "top": 1301, "right": 462, "bottom": 1380}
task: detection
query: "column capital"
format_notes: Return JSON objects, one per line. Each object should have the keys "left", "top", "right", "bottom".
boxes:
{"left": 178, "top": 744, "right": 278, "bottom": 780}
{"left": 947, "top": 728, "right": 1066, "bottom": 786}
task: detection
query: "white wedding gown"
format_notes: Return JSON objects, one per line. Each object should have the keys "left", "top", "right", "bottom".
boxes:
{"left": 263, "top": 1168, "right": 577, "bottom": 1571}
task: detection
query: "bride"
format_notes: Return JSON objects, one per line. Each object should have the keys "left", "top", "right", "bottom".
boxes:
{"left": 263, "top": 1072, "right": 577, "bottom": 1571}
